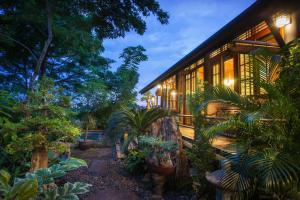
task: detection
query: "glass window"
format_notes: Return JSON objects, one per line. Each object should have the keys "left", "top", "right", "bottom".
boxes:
{"left": 185, "top": 73, "right": 191, "bottom": 114}
{"left": 191, "top": 71, "right": 196, "bottom": 93}
{"left": 213, "top": 63, "right": 220, "bottom": 86}
{"left": 223, "top": 58, "right": 234, "bottom": 90}
{"left": 239, "top": 54, "right": 254, "bottom": 96}
{"left": 197, "top": 66, "right": 204, "bottom": 83}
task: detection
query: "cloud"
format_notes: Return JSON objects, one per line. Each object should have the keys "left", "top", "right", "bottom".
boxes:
{"left": 102, "top": 0, "right": 255, "bottom": 105}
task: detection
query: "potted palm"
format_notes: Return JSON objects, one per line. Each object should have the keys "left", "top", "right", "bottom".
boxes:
{"left": 139, "top": 135, "right": 178, "bottom": 175}
{"left": 79, "top": 113, "right": 97, "bottom": 150}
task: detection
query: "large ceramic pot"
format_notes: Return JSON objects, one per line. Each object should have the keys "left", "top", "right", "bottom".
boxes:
{"left": 78, "top": 140, "right": 94, "bottom": 150}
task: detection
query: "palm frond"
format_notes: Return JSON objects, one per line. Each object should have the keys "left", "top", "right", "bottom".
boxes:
{"left": 120, "top": 107, "right": 171, "bottom": 135}
{"left": 252, "top": 149, "right": 299, "bottom": 193}
{"left": 203, "top": 117, "right": 245, "bottom": 138}
{"left": 208, "top": 86, "right": 259, "bottom": 112}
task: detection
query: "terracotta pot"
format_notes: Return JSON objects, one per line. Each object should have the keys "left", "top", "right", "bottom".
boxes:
{"left": 78, "top": 140, "right": 94, "bottom": 150}
{"left": 147, "top": 161, "right": 175, "bottom": 176}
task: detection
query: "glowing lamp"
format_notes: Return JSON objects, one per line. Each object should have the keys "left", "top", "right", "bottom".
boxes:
{"left": 156, "top": 84, "right": 161, "bottom": 89}
{"left": 151, "top": 96, "right": 156, "bottom": 104}
{"left": 170, "top": 89, "right": 177, "bottom": 100}
{"left": 275, "top": 15, "right": 290, "bottom": 28}
{"left": 224, "top": 79, "right": 234, "bottom": 87}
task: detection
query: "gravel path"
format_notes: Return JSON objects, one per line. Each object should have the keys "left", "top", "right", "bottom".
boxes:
{"left": 61, "top": 147, "right": 152, "bottom": 200}
{"left": 62, "top": 147, "right": 193, "bottom": 200}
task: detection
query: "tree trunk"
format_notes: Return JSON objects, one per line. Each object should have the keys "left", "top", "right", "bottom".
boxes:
{"left": 30, "top": 0, "right": 53, "bottom": 88}
{"left": 85, "top": 127, "right": 88, "bottom": 141}
{"left": 30, "top": 147, "right": 48, "bottom": 172}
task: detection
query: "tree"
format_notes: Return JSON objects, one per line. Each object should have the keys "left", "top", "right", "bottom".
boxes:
{"left": 74, "top": 45, "right": 148, "bottom": 128}
{"left": 2, "top": 78, "right": 80, "bottom": 171}
{"left": 0, "top": 0, "right": 168, "bottom": 96}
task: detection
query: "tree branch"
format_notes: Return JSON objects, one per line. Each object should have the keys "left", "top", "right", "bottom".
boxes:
{"left": 0, "top": 32, "right": 38, "bottom": 61}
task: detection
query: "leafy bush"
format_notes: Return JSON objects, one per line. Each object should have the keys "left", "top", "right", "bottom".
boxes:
{"left": 139, "top": 135, "right": 178, "bottom": 164}
{"left": 125, "top": 149, "right": 147, "bottom": 175}
{"left": 187, "top": 138, "right": 216, "bottom": 199}
{"left": 0, "top": 158, "right": 91, "bottom": 200}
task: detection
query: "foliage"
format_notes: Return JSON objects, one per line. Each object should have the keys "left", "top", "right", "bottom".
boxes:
{"left": 125, "top": 149, "right": 147, "bottom": 175}
{"left": 107, "top": 107, "right": 171, "bottom": 151}
{"left": 0, "top": 91, "right": 31, "bottom": 177}
{"left": 139, "top": 135, "right": 178, "bottom": 163}
{"left": 200, "top": 40, "right": 300, "bottom": 199}
{"left": 187, "top": 138, "right": 216, "bottom": 198}
{"left": 75, "top": 45, "right": 148, "bottom": 129}
{"left": 2, "top": 78, "right": 80, "bottom": 155}
{"left": 0, "top": 0, "right": 168, "bottom": 94}
{"left": 0, "top": 170, "right": 38, "bottom": 200}
{"left": 187, "top": 84, "right": 216, "bottom": 198}
{"left": 106, "top": 111, "right": 131, "bottom": 142}
{"left": 120, "top": 107, "right": 171, "bottom": 135}
{"left": 0, "top": 158, "right": 90, "bottom": 200}
{"left": 0, "top": 0, "right": 165, "bottom": 130}
{"left": 80, "top": 113, "right": 97, "bottom": 140}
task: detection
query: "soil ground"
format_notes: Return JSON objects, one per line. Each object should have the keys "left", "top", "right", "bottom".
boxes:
{"left": 61, "top": 146, "right": 193, "bottom": 200}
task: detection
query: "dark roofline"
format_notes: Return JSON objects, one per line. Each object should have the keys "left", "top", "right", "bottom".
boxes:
{"left": 140, "top": 0, "right": 299, "bottom": 94}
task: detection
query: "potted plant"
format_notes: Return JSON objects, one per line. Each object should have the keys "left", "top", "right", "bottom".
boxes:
{"left": 139, "top": 135, "right": 178, "bottom": 196}
{"left": 139, "top": 135, "right": 178, "bottom": 175}
{"left": 79, "top": 113, "right": 97, "bottom": 150}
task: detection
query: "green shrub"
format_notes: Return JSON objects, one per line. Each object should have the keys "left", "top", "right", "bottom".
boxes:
{"left": 125, "top": 149, "right": 147, "bottom": 175}
{"left": 0, "top": 158, "right": 91, "bottom": 200}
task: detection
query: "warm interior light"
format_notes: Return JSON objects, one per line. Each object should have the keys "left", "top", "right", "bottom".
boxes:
{"left": 275, "top": 15, "right": 290, "bottom": 28}
{"left": 171, "top": 90, "right": 177, "bottom": 97}
{"left": 224, "top": 79, "right": 234, "bottom": 87}
{"left": 157, "top": 84, "right": 161, "bottom": 89}
{"left": 224, "top": 58, "right": 234, "bottom": 90}
{"left": 151, "top": 96, "right": 155, "bottom": 103}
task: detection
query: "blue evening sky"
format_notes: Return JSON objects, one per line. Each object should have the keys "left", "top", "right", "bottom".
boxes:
{"left": 103, "top": 0, "right": 255, "bottom": 105}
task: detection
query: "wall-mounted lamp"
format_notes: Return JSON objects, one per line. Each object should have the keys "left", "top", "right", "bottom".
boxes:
{"left": 156, "top": 84, "right": 161, "bottom": 89}
{"left": 170, "top": 89, "right": 177, "bottom": 99}
{"left": 223, "top": 79, "right": 234, "bottom": 87}
{"left": 275, "top": 15, "right": 291, "bottom": 28}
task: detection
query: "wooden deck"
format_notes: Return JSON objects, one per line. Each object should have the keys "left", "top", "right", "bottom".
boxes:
{"left": 179, "top": 125, "right": 236, "bottom": 153}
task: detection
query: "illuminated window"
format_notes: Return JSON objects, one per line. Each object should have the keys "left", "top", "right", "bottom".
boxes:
{"left": 223, "top": 58, "right": 234, "bottom": 90}
{"left": 185, "top": 74, "right": 191, "bottom": 124}
{"left": 197, "top": 66, "right": 204, "bottom": 83}
{"left": 191, "top": 71, "right": 196, "bottom": 93}
{"left": 185, "top": 74, "right": 191, "bottom": 95}
{"left": 213, "top": 63, "right": 220, "bottom": 86}
{"left": 240, "top": 54, "right": 254, "bottom": 96}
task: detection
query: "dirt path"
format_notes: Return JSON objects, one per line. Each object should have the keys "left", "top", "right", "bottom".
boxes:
{"left": 62, "top": 147, "right": 150, "bottom": 200}
{"left": 62, "top": 147, "right": 193, "bottom": 200}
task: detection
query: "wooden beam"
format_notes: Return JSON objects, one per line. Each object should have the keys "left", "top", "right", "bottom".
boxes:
{"left": 265, "top": 18, "right": 286, "bottom": 47}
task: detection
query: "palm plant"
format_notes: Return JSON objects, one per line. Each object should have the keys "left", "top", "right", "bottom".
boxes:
{"left": 118, "top": 107, "right": 171, "bottom": 150}
{"left": 200, "top": 42, "right": 300, "bottom": 199}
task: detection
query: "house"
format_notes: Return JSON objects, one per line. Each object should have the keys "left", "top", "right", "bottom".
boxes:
{"left": 140, "top": 0, "right": 300, "bottom": 144}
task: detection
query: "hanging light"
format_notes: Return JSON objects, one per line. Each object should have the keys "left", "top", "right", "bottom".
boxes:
{"left": 156, "top": 84, "right": 161, "bottom": 89}
{"left": 275, "top": 14, "right": 290, "bottom": 28}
